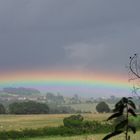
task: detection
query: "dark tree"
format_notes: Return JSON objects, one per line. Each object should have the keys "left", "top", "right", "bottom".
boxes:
{"left": 9, "top": 101, "right": 49, "bottom": 114}
{"left": 0, "top": 103, "right": 5, "bottom": 114}
{"left": 96, "top": 101, "right": 110, "bottom": 113}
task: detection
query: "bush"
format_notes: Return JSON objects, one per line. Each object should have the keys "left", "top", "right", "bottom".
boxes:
{"left": 63, "top": 114, "right": 84, "bottom": 128}
{"left": 63, "top": 114, "right": 113, "bottom": 133}
{"left": 96, "top": 101, "right": 110, "bottom": 113}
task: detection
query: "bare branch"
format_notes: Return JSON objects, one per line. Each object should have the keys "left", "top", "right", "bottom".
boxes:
{"left": 129, "top": 54, "right": 140, "bottom": 98}
{"left": 129, "top": 54, "right": 140, "bottom": 79}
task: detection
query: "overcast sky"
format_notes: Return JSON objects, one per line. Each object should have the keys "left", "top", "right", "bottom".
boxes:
{"left": 0, "top": 0, "right": 140, "bottom": 77}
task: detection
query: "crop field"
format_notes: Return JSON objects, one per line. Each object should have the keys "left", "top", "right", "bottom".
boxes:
{"left": 0, "top": 113, "right": 110, "bottom": 131}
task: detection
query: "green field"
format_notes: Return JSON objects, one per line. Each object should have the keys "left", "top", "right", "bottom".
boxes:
{"left": 0, "top": 113, "right": 110, "bottom": 131}
{"left": 0, "top": 114, "right": 67, "bottom": 131}
{"left": 0, "top": 103, "right": 113, "bottom": 131}
{"left": 0, "top": 113, "right": 139, "bottom": 139}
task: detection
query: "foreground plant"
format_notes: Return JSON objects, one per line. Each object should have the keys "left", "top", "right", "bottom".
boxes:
{"left": 103, "top": 97, "right": 137, "bottom": 140}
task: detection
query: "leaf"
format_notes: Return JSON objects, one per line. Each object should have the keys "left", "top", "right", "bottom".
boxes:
{"left": 128, "top": 108, "right": 137, "bottom": 117}
{"left": 115, "top": 120, "right": 128, "bottom": 130}
{"left": 107, "top": 112, "right": 122, "bottom": 121}
{"left": 122, "top": 97, "right": 128, "bottom": 103}
{"left": 113, "top": 104, "right": 125, "bottom": 113}
{"left": 128, "top": 100, "right": 136, "bottom": 109}
{"left": 115, "top": 100, "right": 123, "bottom": 108}
{"left": 128, "top": 125, "right": 136, "bottom": 134}
{"left": 102, "top": 131, "right": 123, "bottom": 140}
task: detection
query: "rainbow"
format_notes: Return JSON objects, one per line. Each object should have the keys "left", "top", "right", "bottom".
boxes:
{"left": 0, "top": 70, "right": 132, "bottom": 95}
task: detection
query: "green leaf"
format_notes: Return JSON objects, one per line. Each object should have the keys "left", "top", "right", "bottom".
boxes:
{"left": 115, "top": 120, "right": 128, "bottom": 130}
{"left": 107, "top": 112, "right": 122, "bottom": 121}
{"left": 128, "top": 125, "right": 136, "bottom": 134}
{"left": 102, "top": 130, "right": 123, "bottom": 140}
{"left": 128, "top": 100, "right": 136, "bottom": 109}
{"left": 128, "top": 108, "right": 137, "bottom": 117}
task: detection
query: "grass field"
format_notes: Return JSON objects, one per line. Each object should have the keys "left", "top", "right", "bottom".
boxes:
{"left": 0, "top": 114, "right": 67, "bottom": 131}
{"left": 0, "top": 113, "right": 140, "bottom": 139}
{"left": 0, "top": 113, "right": 110, "bottom": 131}
{"left": 0, "top": 103, "right": 114, "bottom": 131}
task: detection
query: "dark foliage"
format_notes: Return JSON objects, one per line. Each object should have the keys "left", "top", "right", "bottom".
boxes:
{"left": 103, "top": 97, "right": 137, "bottom": 140}
{"left": 96, "top": 101, "right": 110, "bottom": 113}
{"left": 0, "top": 103, "right": 5, "bottom": 114}
{"left": 8, "top": 101, "right": 49, "bottom": 114}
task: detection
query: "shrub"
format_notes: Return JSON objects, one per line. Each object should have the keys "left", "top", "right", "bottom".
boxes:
{"left": 96, "top": 101, "right": 110, "bottom": 113}
{"left": 63, "top": 114, "right": 83, "bottom": 128}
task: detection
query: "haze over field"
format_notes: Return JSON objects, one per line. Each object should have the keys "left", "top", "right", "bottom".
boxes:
{"left": 0, "top": 0, "right": 140, "bottom": 97}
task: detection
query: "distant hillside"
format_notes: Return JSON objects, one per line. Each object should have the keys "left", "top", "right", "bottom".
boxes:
{"left": 2, "top": 87, "right": 41, "bottom": 95}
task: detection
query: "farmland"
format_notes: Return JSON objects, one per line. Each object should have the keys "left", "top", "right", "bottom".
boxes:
{"left": 0, "top": 113, "right": 110, "bottom": 131}
{"left": 0, "top": 113, "right": 140, "bottom": 139}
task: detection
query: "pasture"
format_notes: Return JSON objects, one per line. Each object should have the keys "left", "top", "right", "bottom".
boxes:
{"left": 0, "top": 113, "right": 110, "bottom": 131}
{"left": 0, "top": 113, "right": 140, "bottom": 139}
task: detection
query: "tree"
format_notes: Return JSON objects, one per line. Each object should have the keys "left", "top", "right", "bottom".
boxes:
{"left": 96, "top": 101, "right": 110, "bottom": 113}
{"left": 9, "top": 101, "right": 49, "bottom": 114}
{"left": 46, "top": 92, "right": 65, "bottom": 104}
{"left": 70, "top": 94, "right": 81, "bottom": 104}
{"left": 0, "top": 103, "right": 5, "bottom": 114}
{"left": 103, "top": 97, "right": 137, "bottom": 140}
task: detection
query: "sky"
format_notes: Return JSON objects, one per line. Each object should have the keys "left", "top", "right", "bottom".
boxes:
{"left": 0, "top": 0, "right": 140, "bottom": 97}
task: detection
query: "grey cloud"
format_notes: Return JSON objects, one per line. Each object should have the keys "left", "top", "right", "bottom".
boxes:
{"left": 0, "top": 0, "right": 140, "bottom": 75}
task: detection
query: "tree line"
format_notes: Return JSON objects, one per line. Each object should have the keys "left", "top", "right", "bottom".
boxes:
{"left": 0, "top": 100, "right": 112, "bottom": 114}
{"left": 0, "top": 101, "right": 77, "bottom": 114}
{"left": 0, "top": 101, "right": 49, "bottom": 114}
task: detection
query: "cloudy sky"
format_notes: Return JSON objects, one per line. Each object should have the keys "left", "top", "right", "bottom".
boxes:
{"left": 0, "top": 0, "right": 140, "bottom": 97}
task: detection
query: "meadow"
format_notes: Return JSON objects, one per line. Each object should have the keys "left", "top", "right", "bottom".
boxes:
{"left": 0, "top": 113, "right": 140, "bottom": 139}
{"left": 0, "top": 113, "right": 110, "bottom": 131}
{"left": 0, "top": 103, "right": 113, "bottom": 131}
